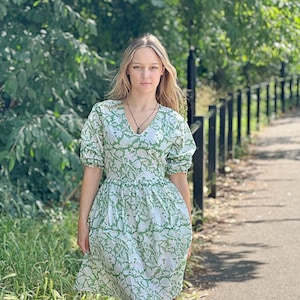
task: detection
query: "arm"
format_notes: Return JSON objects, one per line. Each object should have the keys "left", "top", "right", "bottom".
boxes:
{"left": 77, "top": 166, "right": 103, "bottom": 254}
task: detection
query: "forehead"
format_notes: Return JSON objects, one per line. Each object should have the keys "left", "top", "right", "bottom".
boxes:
{"left": 131, "top": 47, "right": 162, "bottom": 64}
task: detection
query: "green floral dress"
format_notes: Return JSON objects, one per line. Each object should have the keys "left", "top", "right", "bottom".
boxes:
{"left": 74, "top": 100, "right": 196, "bottom": 300}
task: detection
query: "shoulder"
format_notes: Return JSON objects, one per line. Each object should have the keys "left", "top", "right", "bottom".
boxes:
{"left": 92, "top": 100, "right": 123, "bottom": 112}
{"left": 159, "top": 105, "right": 186, "bottom": 124}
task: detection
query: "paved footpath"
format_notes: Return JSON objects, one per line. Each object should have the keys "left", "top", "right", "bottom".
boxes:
{"left": 202, "top": 109, "right": 300, "bottom": 300}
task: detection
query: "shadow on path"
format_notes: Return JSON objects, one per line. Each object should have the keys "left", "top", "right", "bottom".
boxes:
{"left": 198, "top": 242, "right": 268, "bottom": 287}
{"left": 251, "top": 110, "right": 300, "bottom": 160}
{"left": 193, "top": 109, "right": 300, "bottom": 298}
{"left": 252, "top": 149, "right": 300, "bottom": 160}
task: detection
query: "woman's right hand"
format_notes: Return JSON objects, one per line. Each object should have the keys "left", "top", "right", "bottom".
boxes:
{"left": 77, "top": 167, "right": 103, "bottom": 255}
{"left": 77, "top": 221, "right": 90, "bottom": 254}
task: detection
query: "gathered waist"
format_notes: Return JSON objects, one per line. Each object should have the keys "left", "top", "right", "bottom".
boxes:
{"left": 104, "top": 176, "right": 169, "bottom": 186}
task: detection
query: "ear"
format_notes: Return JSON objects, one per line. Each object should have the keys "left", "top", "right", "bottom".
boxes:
{"left": 161, "top": 66, "right": 165, "bottom": 76}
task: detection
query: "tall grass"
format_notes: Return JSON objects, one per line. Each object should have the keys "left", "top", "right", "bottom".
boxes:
{"left": 0, "top": 208, "right": 112, "bottom": 299}
{"left": 0, "top": 207, "right": 200, "bottom": 300}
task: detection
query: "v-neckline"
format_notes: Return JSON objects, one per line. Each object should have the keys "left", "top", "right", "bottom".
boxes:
{"left": 122, "top": 104, "right": 160, "bottom": 135}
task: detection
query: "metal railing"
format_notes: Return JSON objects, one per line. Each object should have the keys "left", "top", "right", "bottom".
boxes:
{"left": 189, "top": 69, "right": 300, "bottom": 222}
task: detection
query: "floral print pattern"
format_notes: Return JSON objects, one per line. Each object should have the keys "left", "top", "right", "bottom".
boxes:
{"left": 74, "top": 100, "right": 196, "bottom": 300}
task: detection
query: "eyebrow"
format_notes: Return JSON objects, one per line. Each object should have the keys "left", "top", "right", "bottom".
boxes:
{"left": 131, "top": 62, "right": 160, "bottom": 65}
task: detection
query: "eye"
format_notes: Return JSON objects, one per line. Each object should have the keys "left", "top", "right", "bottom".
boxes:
{"left": 151, "top": 66, "right": 159, "bottom": 70}
{"left": 133, "top": 66, "right": 140, "bottom": 69}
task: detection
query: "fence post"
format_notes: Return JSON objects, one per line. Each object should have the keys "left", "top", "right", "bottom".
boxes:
{"left": 281, "top": 62, "right": 286, "bottom": 113}
{"left": 187, "top": 48, "right": 196, "bottom": 125}
{"left": 297, "top": 76, "right": 300, "bottom": 107}
{"left": 237, "top": 89, "right": 242, "bottom": 146}
{"left": 281, "top": 78, "right": 285, "bottom": 113}
{"left": 192, "top": 117, "right": 205, "bottom": 219}
{"left": 219, "top": 99, "right": 226, "bottom": 174}
{"left": 289, "top": 77, "right": 293, "bottom": 108}
{"left": 247, "top": 87, "right": 251, "bottom": 137}
{"left": 266, "top": 83, "right": 270, "bottom": 123}
{"left": 274, "top": 79, "right": 278, "bottom": 115}
{"left": 227, "top": 93, "right": 234, "bottom": 158}
{"left": 208, "top": 105, "right": 217, "bottom": 198}
{"left": 256, "top": 85, "right": 261, "bottom": 130}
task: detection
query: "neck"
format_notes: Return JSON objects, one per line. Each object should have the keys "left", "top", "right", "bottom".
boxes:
{"left": 126, "top": 93, "right": 157, "bottom": 109}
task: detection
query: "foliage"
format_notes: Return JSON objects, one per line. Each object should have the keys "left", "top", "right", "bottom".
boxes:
{"left": 177, "top": 0, "right": 300, "bottom": 88}
{"left": 0, "top": 210, "right": 118, "bottom": 299}
{"left": 0, "top": 211, "right": 79, "bottom": 299}
{"left": 0, "top": 0, "right": 108, "bottom": 214}
{"left": 0, "top": 0, "right": 299, "bottom": 214}
{"left": 62, "top": 0, "right": 189, "bottom": 82}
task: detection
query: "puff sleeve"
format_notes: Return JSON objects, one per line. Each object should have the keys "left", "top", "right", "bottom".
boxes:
{"left": 166, "top": 119, "right": 196, "bottom": 175}
{"left": 80, "top": 103, "right": 105, "bottom": 168}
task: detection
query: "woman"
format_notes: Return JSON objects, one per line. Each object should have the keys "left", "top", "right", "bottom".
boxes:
{"left": 75, "top": 33, "right": 196, "bottom": 300}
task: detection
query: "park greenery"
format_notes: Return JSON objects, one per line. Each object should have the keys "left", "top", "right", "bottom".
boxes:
{"left": 0, "top": 0, "right": 299, "bottom": 298}
{"left": 1, "top": 0, "right": 300, "bottom": 215}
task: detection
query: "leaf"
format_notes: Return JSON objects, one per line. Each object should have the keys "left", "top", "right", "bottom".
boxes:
{"left": 17, "top": 69, "right": 27, "bottom": 88}
{"left": 0, "top": 3, "right": 8, "bottom": 20}
{"left": 31, "top": 52, "right": 41, "bottom": 68}
{"left": 16, "top": 143, "right": 24, "bottom": 162}
{"left": 76, "top": 20, "right": 85, "bottom": 37}
{"left": 87, "top": 19, "right": 97, "bottom": 36}
{"left": 60, "top": 130, "right": 72, "bottom": 147}
{"left": 33, "top": 1, "right": 40, "bottom": 7}
{"left": 25, "top": 128, "right": 33, "bottom": 144}
{"left": 9, "top": 156, "right": 15, "bottom": 172}
{"left": 30, "top": 147, "right": 35, "bottom": 158}
{"left": 12, "top": 0, "right": 23, "bottom": 5}
{"left": 0, "top": 150, "right": 9, "bottom": 161}
{"left": 27, "top": 87, "right": 37, "bottom": 100}
{"left": 5, "top": 76, "right": 18, "bottom": 95}
{"left": 61, "top": 157, "right": 70, "bottom": 170}
{"left": 67, "top": 119, "right": 75, "bottom": 132}
{"left": 31, "top": 126, "right": 40, "bottom": 138}
{"left": 49, "top": 149, "right": 60, "bottom": 170}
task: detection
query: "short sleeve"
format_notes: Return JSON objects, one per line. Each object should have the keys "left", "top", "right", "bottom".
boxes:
{"left": 166, "top": 120, "right": 196, "bottom": 175}
{"left": 80, "top": 104, "right": 105, "bottom": 168}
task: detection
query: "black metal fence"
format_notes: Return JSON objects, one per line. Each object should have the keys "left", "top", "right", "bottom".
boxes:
{"left": 188, "top": 50, "right": 300, "bottom": 220}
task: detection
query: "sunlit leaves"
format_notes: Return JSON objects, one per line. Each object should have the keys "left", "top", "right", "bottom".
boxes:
{"left": 1, "top": 0, "right": 300, "bottom": 213}
{"left": 176, "top": 0, "right": 300, "bottom": 87}
{"left": 0, "top": 0, "right": 107, "bottom": 209}
{"left": 0, "top": 3, "right": 7, "bottom": 20}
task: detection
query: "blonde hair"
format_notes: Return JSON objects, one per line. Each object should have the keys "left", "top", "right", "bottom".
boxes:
{"left": 105, "top": 34, "right": 185, "bottom": 112}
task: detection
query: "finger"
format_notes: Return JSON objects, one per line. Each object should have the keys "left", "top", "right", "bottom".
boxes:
{"left": 85, "top": 237, "right": 90, "bottom": 252}
{"left": 77, "top": 239, "right": 87, "bottom": 254}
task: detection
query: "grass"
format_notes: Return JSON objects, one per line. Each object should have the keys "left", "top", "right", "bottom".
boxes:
{"left": 0, "top": 208, "right": 97, "bottom": 300}
{"left": 0, "top": 205, "right": 208, "bottom": 300}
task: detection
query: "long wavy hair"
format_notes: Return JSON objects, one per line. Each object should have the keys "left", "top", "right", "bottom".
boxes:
{"left": 105, "top": 34, "right": 185, "bottom": 112}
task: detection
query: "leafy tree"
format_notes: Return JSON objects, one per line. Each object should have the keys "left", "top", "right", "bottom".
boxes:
{"left": 176, "top": 0, "right": 300, "bottom": 88}
{"left": 1, "top": 0, "right": 299, "bottom": 216}
{"left": 0, "top": 0, "right": 108, "bottom": 215}
{"left": 61, "top": 0, "right": 189, "bottom": 80}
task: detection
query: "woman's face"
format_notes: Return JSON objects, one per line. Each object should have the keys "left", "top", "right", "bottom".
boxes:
{"left": 127, "top": 47, "right": 165, "bottom": 96}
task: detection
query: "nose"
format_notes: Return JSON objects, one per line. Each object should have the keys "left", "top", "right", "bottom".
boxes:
{"left": 142, "top": 68, "right": 150, "bottom": 78}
